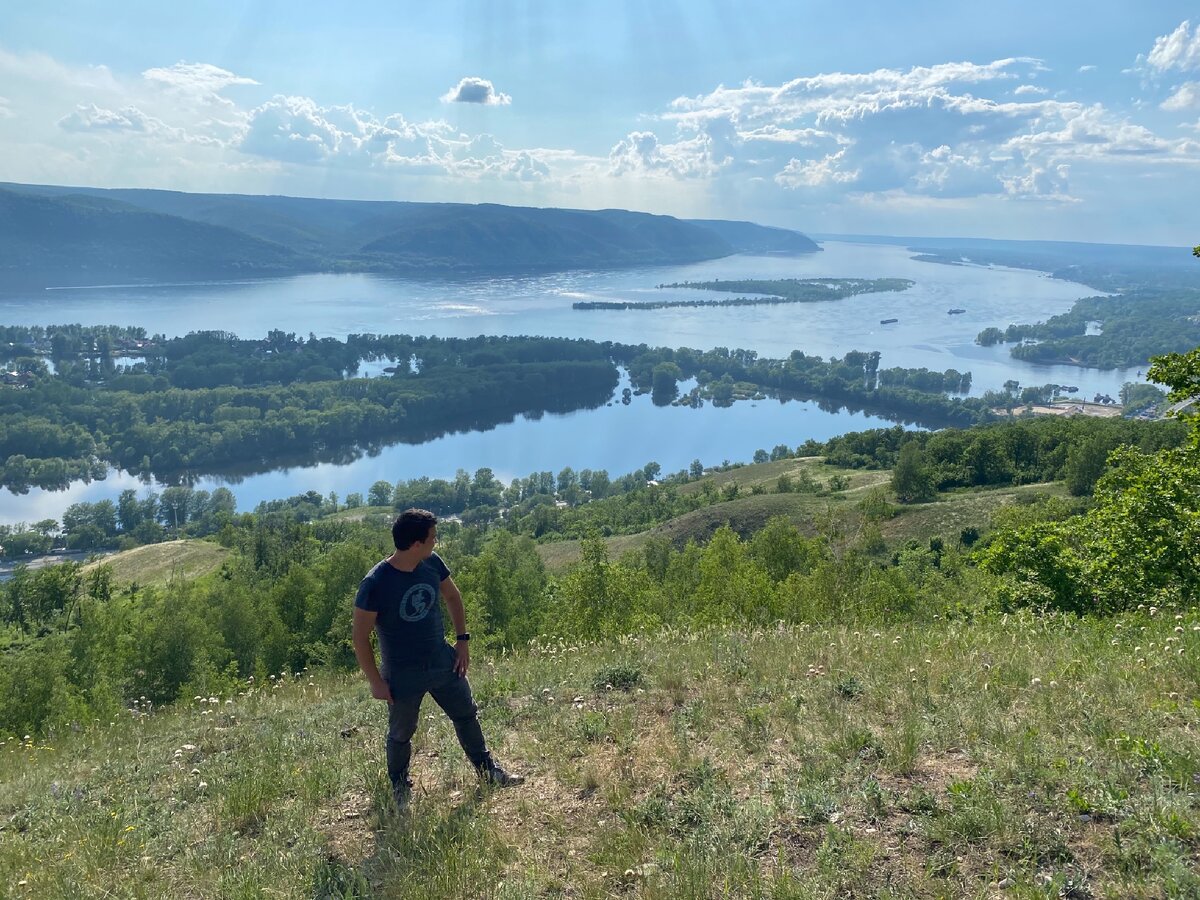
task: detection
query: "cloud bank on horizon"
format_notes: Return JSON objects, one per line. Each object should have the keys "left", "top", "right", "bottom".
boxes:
{"left": 2, "top": 12, "right": 1200, "bottom": 245}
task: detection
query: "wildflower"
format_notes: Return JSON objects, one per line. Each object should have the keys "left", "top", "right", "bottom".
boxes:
{"left": 1149, "top": 607, "right": 1158, "bottom": 616}
{"left": 1176, "top": 627, "right": 1185, "bottom": 634}
{"left": 197, "top": 781, "right": 208, "bottom": 791}
{"left": 1030, "top": 677, "right": 1042, "bottom": 686}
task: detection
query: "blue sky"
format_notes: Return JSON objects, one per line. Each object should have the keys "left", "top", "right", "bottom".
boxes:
{"left": 3, "top": 1, "right": 1199, "bottom": 244}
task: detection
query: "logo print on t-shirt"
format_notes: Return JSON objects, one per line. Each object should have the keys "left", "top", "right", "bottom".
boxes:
{"left": 399, "top": 583, "right": 436, "bottom": 622}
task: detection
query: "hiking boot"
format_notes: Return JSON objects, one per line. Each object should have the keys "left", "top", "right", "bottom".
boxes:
{"left": 477, "top": 760, "right": 524, "bottom": 788}
{"left": 391, "top": 777, "right": 413, "bottom": 808}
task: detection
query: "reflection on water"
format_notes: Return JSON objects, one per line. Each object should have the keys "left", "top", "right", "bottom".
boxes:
{"left": 0, "top": 241, "right": 1146, "bottom": 524}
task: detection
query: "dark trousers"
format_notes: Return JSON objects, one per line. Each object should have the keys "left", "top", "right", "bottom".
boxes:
{"left": 385, "top": 645, "right": 488, "bottom": 787}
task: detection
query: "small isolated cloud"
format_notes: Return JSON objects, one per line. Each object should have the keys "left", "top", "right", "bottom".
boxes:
{"left": 1162, "top": 81, "right": 1200, "bottom": 110}
{"left": 0, "top": 96, "right": 12, "bottom": 119}
{"left": 142, "top": 62, "right": 258, "bottom": 93}
{"left": 441, "top": 76, "right": 511, "bottom": 105}
{"left": 1014, "top": 84, "right": 1048, "bottom": 96}
{"left": 1078, "top": 65, "right": 1097, "bottom": 73}
{"left": 1144, "top": 21, "right": 1200, "bottom": 73}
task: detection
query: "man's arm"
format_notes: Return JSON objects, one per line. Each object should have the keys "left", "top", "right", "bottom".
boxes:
{"left": 352, "top": 607, "right": 393, "bottom": 704}
{"left": 442, "top": 576, "right": 470, "bottom": 676}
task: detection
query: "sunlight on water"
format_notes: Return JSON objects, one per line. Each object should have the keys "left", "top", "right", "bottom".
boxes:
{"left": 0, "top": 242, "right": 1146, "bottom": 523}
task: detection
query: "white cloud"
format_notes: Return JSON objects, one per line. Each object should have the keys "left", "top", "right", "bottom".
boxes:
{"left": 1162, "top": 81, "right": 1200, "bottom": 110}
{"left": 910, "top": 145, "right": 1001, "bottom": 197}
{"left": 441, "top": 76, "right": 511, "bottom": 105}
{"left": 1000, "top": 163, "right": 1072, "bottom": 200}
{"left": 240, "top": 95, "right": 346, "bottom": 162}
{"left": 142, "top": 62, "right": 258, "bottom": 95}
{"left": 58, "top": 102, "right": 154, "bottom": 133}
{"left": 1078, "top": 65, "right": 1097, "bottom": 73}
{"left": 648, "top": 55, "right": 1200, "bottom": 205}
{"left": 0, "top": 96, "right": 12, "bottom": 119}
{"left": 774, "top": 150, "right": 859, "bottom": 188}
{"left": 236, "top": 94, "right": 572, "bottom": 184}
{"left": 1145, "top": 21, "right": 1200, "bottom": 73}
{"left": 608, "top": 130, "right": 720, "bottom": 178}
{"left": 1001, "top": 103, "right": 1200, "bottom": 160}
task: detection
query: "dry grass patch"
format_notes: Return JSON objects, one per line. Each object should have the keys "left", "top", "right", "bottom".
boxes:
{"left": 81, "top": 538, "right": 228, "bottom": 585}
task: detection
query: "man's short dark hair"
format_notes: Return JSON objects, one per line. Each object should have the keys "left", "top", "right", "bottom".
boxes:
{"left": 393, "top": 508, "right": 438, "bottom": 550}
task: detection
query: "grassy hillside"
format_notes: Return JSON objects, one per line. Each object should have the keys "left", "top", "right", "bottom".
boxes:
{"left": 80, "top": 540, "right": 229, "bottom": 587}
{"left": 536, "top": 457, "right": 1049, "bottom": 573}
{"left": 3, "top": 613, "right": 1195, "bottom": 898}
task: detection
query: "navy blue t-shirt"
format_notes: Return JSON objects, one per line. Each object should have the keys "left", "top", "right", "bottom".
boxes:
{"left": 355, "top": 552, "right": 451, "bottom": 672}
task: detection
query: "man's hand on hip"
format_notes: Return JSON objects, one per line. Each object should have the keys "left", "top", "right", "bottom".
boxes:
{"left": 369, "top": 678, "right": 393, "bottom": 705}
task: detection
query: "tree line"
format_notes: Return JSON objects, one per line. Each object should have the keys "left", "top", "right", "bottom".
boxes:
{"left": 1, "top": 328, "right": 996, "bottom": 492}
{"left": 975, "top": 288, "right": 1200, "bottom": 369}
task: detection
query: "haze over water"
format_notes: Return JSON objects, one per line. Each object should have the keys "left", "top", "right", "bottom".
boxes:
{"left": 0, "top": 241, "right": 1141, "bottom": 524}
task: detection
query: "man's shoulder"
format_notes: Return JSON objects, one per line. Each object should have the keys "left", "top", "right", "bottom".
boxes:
{"left": 422, "top": 552, "right": 450, "bottom": 578}
{"left": 361, "top": 558, "right": 394, "bottom": 584}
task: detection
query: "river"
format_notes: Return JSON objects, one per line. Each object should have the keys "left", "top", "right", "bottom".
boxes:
{"left": 0, "top": 241, "right": 1141, "bottom": 524}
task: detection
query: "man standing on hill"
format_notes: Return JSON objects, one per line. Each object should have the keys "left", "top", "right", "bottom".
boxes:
{"left": 353, "top": 508, "right": 523, "bottom": 805}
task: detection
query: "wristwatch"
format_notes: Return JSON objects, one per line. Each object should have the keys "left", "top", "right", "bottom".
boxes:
{"left": 456, "top": 633, "right": 471, "bottom": 642}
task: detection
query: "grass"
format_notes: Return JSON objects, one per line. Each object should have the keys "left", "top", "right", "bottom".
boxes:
{"left": 2, "top": 608, "right": 1198, "bottom": 898}
{"left": 81, "top": 539, "right": 229, "bottom": 586}
{"left": 881, "top": 481, "right": 1072, "bottom": 547}
{"left": 536, "top": 459, "right": 1047, "bottom": 573}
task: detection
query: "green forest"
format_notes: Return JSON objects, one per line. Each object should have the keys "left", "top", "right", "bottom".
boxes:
{"left": 976, "top": 287, "right": 1200, "bottom": 368}
{"left": 0, "top": 326, "right": 1002, "bottom": 491}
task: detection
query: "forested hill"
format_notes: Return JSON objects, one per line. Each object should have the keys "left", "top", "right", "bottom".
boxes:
{"left": 686, "top": 218, "right": 820, "bottom": 254}
{"left": 0, "top": 188, "right": 306, "bottom": 287}
{"left": 0, "top": 182, "right": 818, "bottom": 287}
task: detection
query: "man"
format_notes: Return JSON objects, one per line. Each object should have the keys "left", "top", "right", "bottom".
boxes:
{"left": 353, "top": 508, "right": 523, "bottom": 805}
